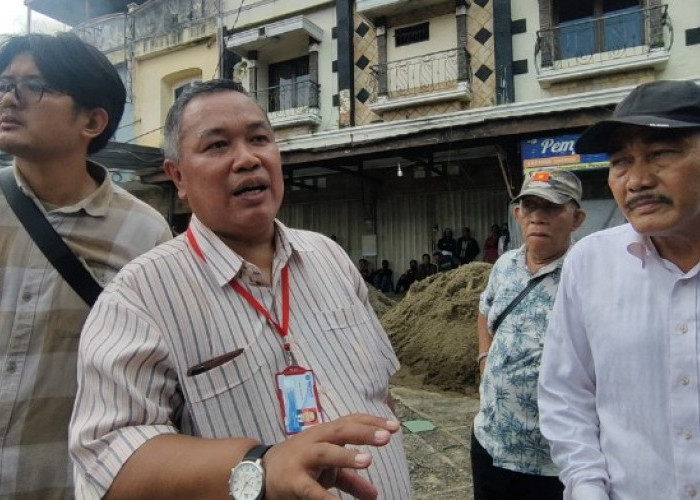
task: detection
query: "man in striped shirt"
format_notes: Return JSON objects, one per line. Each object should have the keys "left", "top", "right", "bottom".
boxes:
{"left": 70, "top": 80, "right": 411, "bottom": 499}
{"left": 0, "top": 33, "right": 172, "bottom": 499}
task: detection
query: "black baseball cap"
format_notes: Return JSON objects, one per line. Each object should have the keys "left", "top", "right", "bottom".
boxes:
{"left": 576, "top": 80, "right": 700, "bottom": 154}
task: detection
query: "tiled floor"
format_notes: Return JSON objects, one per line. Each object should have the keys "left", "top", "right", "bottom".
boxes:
{"left": 391, "top": 385, "right": 480, "bottom": 500}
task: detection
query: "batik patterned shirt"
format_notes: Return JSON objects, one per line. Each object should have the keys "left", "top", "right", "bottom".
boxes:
{"left": 473, "top": 244, "right": 566, "bottom": 476}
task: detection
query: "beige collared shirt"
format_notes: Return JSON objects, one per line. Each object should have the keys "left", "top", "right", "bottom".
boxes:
{"left": 0, "top": 161, "right": 171, "bottom": 499}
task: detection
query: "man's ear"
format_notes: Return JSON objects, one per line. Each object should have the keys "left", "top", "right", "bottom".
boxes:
{"left": 513, "top": 204, "right": 522, "bottom": 220}
{"left": 573, "top": 207, "right": 587, "bottom": 230}
{"left": 81, "top": 107, "right": 109, "bottom": 140}
{"left": 164, "top": 159, "right": 187, "bottom": 201}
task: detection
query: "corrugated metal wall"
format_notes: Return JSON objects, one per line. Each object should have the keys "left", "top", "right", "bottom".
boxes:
{"left": 377, "top": 188, "right": 509, "bottom": 273}
{"left": 279, "top": 187, "right": 510, "bottom": 279}
{"left": 278, "top": 198, "right": 365, "bottom": 260}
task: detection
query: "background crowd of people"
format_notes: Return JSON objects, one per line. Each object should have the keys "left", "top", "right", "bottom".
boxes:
{"left": 359, "top": 223, "right": 511, "bottom": 294}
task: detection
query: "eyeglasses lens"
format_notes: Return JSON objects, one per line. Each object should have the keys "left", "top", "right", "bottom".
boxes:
{"left": 0, "top": 80, "right": 45, "bottom": 104}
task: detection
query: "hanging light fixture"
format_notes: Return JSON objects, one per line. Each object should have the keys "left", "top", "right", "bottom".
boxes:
{"left": 397, "top": 163, "right": 404, "bottom": 177}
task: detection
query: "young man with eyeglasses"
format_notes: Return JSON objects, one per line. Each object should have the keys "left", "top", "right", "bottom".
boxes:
{"left": 472, "top": 167, "right": 586, "bottom": 500}
{"left": 0, "top": 33, "right": 171, "bottom": 498}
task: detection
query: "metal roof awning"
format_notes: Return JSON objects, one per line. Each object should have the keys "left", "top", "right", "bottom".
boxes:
{"left": 2, "top": 141, "right": 163, "bottom": 172}
{"left": 90, "top": 141, "right": 164, "bottom": 174}
{"left": 26, "top": 0, "right": 147, "bottom": 26}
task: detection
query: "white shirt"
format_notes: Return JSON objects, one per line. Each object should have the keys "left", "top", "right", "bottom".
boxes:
{"left": 538, "top": 223, "right": 700, "bottom": 500}
{"left": 69, "top": 215, "right": 411, "bottom": 499}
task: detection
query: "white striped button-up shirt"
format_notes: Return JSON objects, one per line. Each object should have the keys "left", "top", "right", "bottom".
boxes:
{"left": 70, "top": 214, "right": 411, "bottom": 499}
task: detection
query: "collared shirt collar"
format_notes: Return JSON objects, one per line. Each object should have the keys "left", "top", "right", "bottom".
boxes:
{"left": 515, "top": 242, "right": 569, "bottom": 277}
{"left": 625, "top": 229, "right": 654, "bottom": 268}
{"left": 188, "top": 214, "right": 315, "bottom": 288}
{"left": 625, "top": 225, "right": 700, "bottom": 277}
{"left": 13, "top": 160, "right": 113, "bottom": 217}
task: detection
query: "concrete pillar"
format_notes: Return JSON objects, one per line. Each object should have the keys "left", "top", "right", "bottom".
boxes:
{"left": 309, "top": 40, "right": 319, "bottom": 108}
{"left": 247, "top": 50, "right": 259, "bottom": 108}
{"left": 377, "top": 21, "right": 388, "bottom": 97}
{"left": 456, "top": 1, "right": 469, "bottom": 83}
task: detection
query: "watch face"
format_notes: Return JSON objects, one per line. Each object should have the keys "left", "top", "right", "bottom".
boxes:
{"left": 230, "top": 461, "right": 264, "bottom": 500}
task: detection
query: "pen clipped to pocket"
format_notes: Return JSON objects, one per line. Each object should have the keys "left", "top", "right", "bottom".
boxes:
{"left": 187, "top": 348, "right": 245, "bottom": 377}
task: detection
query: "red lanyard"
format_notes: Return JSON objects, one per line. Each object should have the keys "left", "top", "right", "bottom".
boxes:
{"left": 186, "top": 226, "right": 292, "bottom": 352}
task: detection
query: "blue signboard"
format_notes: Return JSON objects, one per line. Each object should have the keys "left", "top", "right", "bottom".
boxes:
{"left": 521, "top": 134, "right": 609, "bottom": 173}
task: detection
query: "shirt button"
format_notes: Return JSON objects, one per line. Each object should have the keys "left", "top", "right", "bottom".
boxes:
{"left": 687, "top": 486, "right": 697, "bottom": 497}
{"left": 681, "top": 376, "right": 691, "bottom": 386}
{"left": 684, "top": 429, "right": 693, "bottom": 440}
{"left": 679, "top": 324, "right": 689, "bottom": 334}
{"left": 6, "top": 361, "right": 16, "bottom": 374}
{"left": 21, "top": 292, "right": 32, "bottom": 302}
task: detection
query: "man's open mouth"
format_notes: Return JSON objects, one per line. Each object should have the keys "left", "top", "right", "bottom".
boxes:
{"left": 233, "top": 185, "right": 267, "bottom": 196}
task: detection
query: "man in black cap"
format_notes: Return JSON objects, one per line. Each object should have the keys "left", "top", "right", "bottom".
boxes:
{"left": 539, "top": 80, "right": 700, "bottom": 500}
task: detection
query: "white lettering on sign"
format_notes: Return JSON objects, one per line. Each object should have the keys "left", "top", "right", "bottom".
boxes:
{"left": 541, "top": 138, "right": 576, "bottom": 155}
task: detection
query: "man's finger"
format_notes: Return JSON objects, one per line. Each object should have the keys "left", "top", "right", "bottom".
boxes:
{"left": 294, "top": 476, "right": 342, "bottom": 500}
{"left": 309, "top": 415, "right": 400, "bottom": 448}
{"left": 334, "top": 468, "right": 379, "bottom": 500}
{"left": 306, "top": 442, "right": 374, "bottom": 471}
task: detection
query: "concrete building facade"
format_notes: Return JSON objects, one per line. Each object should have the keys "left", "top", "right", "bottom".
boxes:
{"left": 25, "top": 0, "right": 700, "bottom": 272}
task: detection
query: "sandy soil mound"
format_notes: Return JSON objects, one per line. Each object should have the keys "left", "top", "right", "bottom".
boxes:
{"left": 381, "top": 263, "right": 492, "bottom": 394}
{"left": 367, "top": 286, "right": 397, "bottom": 319}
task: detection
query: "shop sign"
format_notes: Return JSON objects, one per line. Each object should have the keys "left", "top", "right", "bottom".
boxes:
{"left": 521, "top": 134, "right": 608, "bottom": 173}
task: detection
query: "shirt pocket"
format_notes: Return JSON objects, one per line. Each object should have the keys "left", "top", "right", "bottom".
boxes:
{"left": 315, "top": 303, "right": 371, "bottom": 332}
{"left": 312, "top": 304, "right": 391, "bottom": 389}
{"left": 182, "top": 345, "right": 265, "bottom": 403}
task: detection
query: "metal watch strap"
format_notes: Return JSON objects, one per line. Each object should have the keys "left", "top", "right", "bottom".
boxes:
{"left": 242, "top": 444, "right": 273, "bottom": 462}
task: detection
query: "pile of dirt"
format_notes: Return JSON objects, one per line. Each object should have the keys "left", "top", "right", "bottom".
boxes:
{"left": 380, "top": 263, "right": 492, "bottom": 394}
{"left": 367, "top": 286, "right": 397, "bottom": 319}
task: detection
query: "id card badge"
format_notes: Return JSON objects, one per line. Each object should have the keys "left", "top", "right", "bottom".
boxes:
{"left": 275, "top": 365, "right": 323, "bottom": 435}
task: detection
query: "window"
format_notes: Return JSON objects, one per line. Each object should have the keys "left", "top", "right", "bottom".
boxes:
{"left": 268, "top": 56, "right": 310, "bottom": 112}
{"left": 173, "top": 78, "right": 201, "bottom": 99}
{"left": 395, "top": 22, "right": 429, "bottom": 47}
{"left": 556, "top": 0, "right": 642, "bottom": 59}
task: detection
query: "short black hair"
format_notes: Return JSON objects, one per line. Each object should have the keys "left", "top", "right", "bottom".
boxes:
{"left": 0, "top": 33, "right": 126, "bottom": 154}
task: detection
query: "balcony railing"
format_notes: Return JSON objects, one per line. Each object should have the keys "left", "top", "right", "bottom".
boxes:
{"left": 72, "top": 0, "right": 220, "bottom": 54}
{"left": 132, "top": 0, "right": 219, "bottom": 42}
{"left": 536, "top": 4, "right": 670, "bottom": 72}
{"left": 253, "top": 80, "right": 320, "bottom": 115}
{"left": 368, "top": 48, "right": 470, "bottom": 103}
{"left": 73, "top": 13, "right": 127, "bottom": 56}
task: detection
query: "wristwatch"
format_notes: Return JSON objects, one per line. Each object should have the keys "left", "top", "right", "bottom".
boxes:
{"left": 229, "top": 444, "right": 272, "bottom": 500}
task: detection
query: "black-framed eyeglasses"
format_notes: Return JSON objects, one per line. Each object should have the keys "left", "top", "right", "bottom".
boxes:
{"left": 0, "top": 78, "right": 59, "bottom": 105}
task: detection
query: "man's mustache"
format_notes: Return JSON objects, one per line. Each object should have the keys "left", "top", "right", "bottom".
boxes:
{"left": 625, "top": 194, "right": 673, "bottom": 211}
